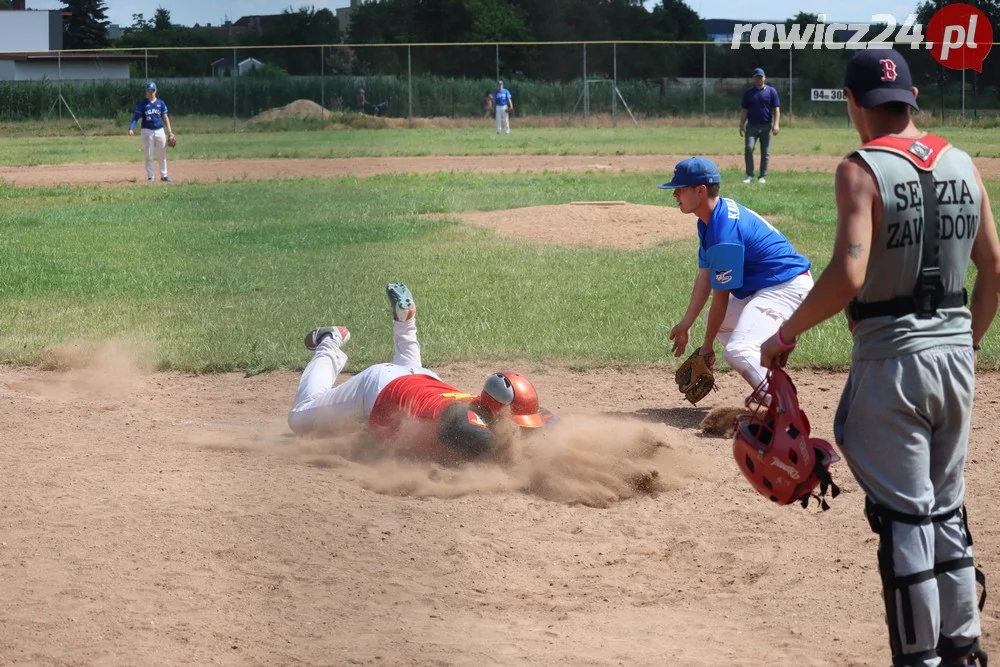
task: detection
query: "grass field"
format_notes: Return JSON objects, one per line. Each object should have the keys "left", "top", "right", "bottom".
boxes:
{"left": 6, "top": 120, "right": 1000, "bottom": 166}
{"left": 0, "top": 159, "right": 996, "bottom": 374}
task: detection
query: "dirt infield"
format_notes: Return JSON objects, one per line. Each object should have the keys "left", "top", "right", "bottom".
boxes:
{"left": 6, "top": 154, "right": 1000, "bottom": 188}
{"left": 2, "top": 154, "right": 999, "bottom": 666}
{"left": 3, "top": 346, "right": 998, "bottom": 665}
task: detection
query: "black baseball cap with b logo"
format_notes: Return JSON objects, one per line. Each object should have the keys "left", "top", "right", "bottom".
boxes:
{"left": 844, "top": 48, "right": 919, "bottom": 110}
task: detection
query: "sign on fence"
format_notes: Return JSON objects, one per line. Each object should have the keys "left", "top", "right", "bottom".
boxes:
{"left": 811, "top": 88, "right": 847, "bottom": 102}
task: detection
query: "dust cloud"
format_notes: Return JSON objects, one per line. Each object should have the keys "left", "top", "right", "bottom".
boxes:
{"left": 241, "top": 414, "right": 712, "bottom": 508}
{"left": 7, "top": 339, "right": 156, "bottom": 401}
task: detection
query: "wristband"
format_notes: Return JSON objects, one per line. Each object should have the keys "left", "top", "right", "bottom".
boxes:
{"left": 775, "top": 326, "right": 796, "bottom": 351}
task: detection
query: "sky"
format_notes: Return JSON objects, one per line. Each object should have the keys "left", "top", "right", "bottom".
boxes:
{"left": 24, "top": 0, "right": 923, "bottom": 30}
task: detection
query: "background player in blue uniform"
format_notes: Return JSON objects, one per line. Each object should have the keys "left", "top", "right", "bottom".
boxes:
{"left": 128, "top": 82, "right": 175, "bottom": 183}
{"left": 662, "top": 156, "right": 813, "bottom": 393}
{"left": 493, "top": 80, "right": 513, "bottom": 135}
{"left": 740, "top": 68, "right": 781, "bottom": 184}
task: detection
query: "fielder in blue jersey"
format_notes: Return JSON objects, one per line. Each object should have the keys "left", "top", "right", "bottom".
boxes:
{"left": 493, "top": 80, "right": 513, "bottom": 135}
{"left": 661, "top": 156, "right": 813, "bottom": 392}
{"left": 128, "top": 81, "right": 175, "bottom": 183}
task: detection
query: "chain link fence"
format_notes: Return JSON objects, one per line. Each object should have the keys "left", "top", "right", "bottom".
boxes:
{"left": 0, "top": 42, "right": 994, "bottom": 128}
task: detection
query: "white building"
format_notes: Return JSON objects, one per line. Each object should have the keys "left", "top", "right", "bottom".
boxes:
{"left": 210, "top": 56, "right": 265, "bottom": 77}
{"left": 0, "top": 7, "right": 136, "bottom": 80}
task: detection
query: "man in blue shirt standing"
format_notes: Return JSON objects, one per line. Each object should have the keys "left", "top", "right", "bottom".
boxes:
{"left": 740, "top": 68, "right": 780, "bottom": 184}
{"left": 493, "top": 80, "right": 513, "bottom": 135}
{"left": 661, "top": 157, "right": 813, "bottom": 394}
{"left": 128, "top": 81, "right": 175, "bottom": 183}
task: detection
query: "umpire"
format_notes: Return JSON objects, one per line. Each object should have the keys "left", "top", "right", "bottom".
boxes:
{"left": 739, "top": 67, "right": 780, "bottom": 184}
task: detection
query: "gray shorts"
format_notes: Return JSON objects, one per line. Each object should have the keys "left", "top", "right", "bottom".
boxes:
{"left": 833, "top": 344, "right": 975, "bottom": 515}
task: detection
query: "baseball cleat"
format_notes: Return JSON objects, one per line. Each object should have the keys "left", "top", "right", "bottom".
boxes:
{"left": 386, "top": 282, "right": 416, "bottom": 322}
{"left": 758, "top": 177, "right": 766, "bottom": 184}
{"left": 742, "top": 176, "right": 753, "bottom": 184}
{"left": 304, "top": 326, "right": 350, "bottom": 351}
{"left": 161, "top": 176, "right": 173, "bottom": 182}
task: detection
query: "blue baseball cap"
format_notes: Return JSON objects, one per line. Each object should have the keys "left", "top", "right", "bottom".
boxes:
{"left": 658, "top": 157, "right": 722, "bottom": 189}
{"left": 498, "top": 79, "right": 503, "bottom": 85}
{"left": 146, "top": 81, "right": 157, "bottom": 91}
{"left": 752, "top": 67, "right": 765, "bottom": 77}
{"left": 844, "top": 48, "right": 918, "bottom": 110}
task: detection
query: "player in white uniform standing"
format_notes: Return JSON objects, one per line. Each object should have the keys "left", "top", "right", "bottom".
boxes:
{"left": 494, "top": 80, "right": 513, "bottom": 135}
{"left": 128, "top": 82, "right": 175, "bottom": 183}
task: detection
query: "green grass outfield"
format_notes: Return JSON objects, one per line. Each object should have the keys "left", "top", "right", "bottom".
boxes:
{"left": 0, "top": 167, "right": 996, "bottom": 374}
{"left": 5, "top": 122, "right": 1000, "bottom": 167}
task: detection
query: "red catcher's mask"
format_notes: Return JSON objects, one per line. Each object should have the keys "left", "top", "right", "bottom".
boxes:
{"left": 733, "top": 368, "right": 841, "bottom": 510}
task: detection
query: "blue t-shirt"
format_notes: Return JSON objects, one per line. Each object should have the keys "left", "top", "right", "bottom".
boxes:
{"left": 130, "top": 98, "right": 169, "bottom": 131}
{"left": 697, "top": 197, "right": 810, "bottom": 300}
{"left": 741, "top": 85, "right": 780, "bottom": 125}
{"left": 493, "top": 88, "right": 511, "bottom": 107}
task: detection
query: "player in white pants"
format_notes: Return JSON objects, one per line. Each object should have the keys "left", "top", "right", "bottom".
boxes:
{"left": 288, "top": 283, "right": 552, "bottom": 459}
{"left": 287, "top": 301, "right": 442, "bottom": 437}
{"left": 141, "top": 128, "right": 169, "bottom": 182}
{"left": 493, "top": 80, "right": 513, "bottom": 135}
{"left": 128, "top": 81, "right": 175, "bottom": 183}
{"left": 661, "top": 156, "right": 814, "bottom": 394}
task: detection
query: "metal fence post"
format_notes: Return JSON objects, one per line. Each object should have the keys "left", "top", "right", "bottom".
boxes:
{"left": 789, "top": 48, "right": 793, "bottom": 119}
{"left": 702, "top": 43, "right": 706, "bottom": 117}
{"left": 233, "top": 46, "right": 237, "bottom": 132}
{"left": 612, "top": 42, "right": 617, "bottom": 128}
{"left": 57, "top": 50, "right": 62, "bottom": 121}
{"left": 495, "top": 44, "right": 499, "bottom": 83}
{"left": 320, "top": 46, "right": 325, "bottom": 112}
{"left": 144, "top": 48, "right": 148, "bottom": 81}
{"left": 408, "top": 45, "right": 413, "bottom": 128}
{"left": 962, "top": 66, "right": 966, "bottom": 119}
{"left": 583, "top": 43, "right": 588, "bottom": 126}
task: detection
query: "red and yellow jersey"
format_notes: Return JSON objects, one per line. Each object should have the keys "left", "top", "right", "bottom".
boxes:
{"left": 368, "top": 374, "right": 482, "bottom": 456}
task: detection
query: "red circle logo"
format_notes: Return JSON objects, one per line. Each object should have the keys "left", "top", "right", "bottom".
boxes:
{"left": 927, "top": 3, "right": 993, "bottom": 72}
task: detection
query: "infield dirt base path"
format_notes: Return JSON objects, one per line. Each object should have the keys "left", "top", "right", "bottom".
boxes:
{"left": 1, "top": 349, "right": 998, "bottom": 666}
{"left": 6, "top": 153, "right": 1000, "bottom": 187}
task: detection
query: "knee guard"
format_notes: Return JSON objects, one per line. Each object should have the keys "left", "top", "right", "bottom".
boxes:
{"left": 866, "top": 498, "right": 988, "bottom": 667}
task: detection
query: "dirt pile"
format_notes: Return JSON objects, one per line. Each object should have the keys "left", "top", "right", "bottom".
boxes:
{"left": 248, "top": 99, "right": 335, "bottom": 123}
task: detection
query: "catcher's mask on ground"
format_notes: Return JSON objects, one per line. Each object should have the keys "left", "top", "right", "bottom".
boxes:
{"left": 732, "top": 368, "right": 841, "bottom": 510}
{"left": 479, "top": 371, "right": 546, "bottom": 428}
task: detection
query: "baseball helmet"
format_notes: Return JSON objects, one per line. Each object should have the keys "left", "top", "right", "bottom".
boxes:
{"left": 480, "top": 370, "right": 544, "bottom": 428}
{"left": 732, "top": 367, "right": 840, "bottom": 509}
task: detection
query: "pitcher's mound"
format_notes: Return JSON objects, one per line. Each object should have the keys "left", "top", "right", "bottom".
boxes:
{"left": 451, "top": 202, "right": 695, "bottom": 249}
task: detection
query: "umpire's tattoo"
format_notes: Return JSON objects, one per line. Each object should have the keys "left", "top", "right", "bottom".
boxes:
{"left": 847, "top": 243, "right": 863, "bottom": 259}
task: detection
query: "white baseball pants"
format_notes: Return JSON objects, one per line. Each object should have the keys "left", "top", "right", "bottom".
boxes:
{"left": 287, "top": 319, "right": 441, "bottom": 436}
{"left": 141, "top": 128, "right": 168, "bottom": 180}
{"left": 712, "top": 272, "right": 814, "bottom": 390}
{"left": 495, "top": 104, "right": 509, "bottom": 134}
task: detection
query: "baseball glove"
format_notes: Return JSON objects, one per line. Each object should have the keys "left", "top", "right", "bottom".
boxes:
{"left": 675, "top": 352, "right": 718, "bottom": 405}
{"left": 167, "top": 134, "right": 176, "bottom": 148}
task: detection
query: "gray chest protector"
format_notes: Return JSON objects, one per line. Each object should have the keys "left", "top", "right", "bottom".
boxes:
{"left": 846, "top": 133, "right": 968, "bottom": 323}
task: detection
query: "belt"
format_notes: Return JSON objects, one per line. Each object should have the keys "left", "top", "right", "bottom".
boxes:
{"left": 848, "top": 289, "right": 967, "bottom": 322}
